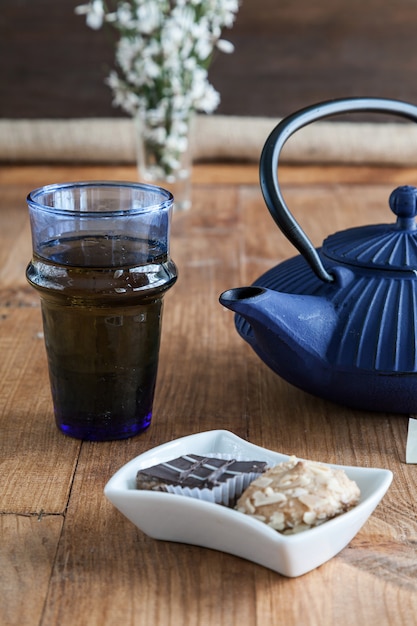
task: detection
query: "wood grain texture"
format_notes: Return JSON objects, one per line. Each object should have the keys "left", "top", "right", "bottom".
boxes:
{"left": 2, "top": 163, "right": 417, "bottom": 625}
{"left": 2, "top": 0, "right": 417, "bottom": 119}
{"left": 1, "top": 515, "right": 63, "bottom": 626}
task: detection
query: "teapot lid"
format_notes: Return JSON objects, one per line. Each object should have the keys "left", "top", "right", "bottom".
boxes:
{"left": 321, "top": 186, "right": 417, "bottom": 271}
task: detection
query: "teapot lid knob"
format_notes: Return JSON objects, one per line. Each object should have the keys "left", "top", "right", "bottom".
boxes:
{"left": 389, "top": 185, "right": 417, "bottom": 228}
{"left": 323, "top": 184, "right": 417, "bottom": 270}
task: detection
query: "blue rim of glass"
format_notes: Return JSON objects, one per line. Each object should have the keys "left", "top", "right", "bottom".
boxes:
{"left": 27, "top": 180, "right": 174, "bottom": 217}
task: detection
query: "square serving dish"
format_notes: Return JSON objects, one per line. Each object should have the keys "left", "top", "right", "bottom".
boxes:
{"left": 104, "top": 429, "right": 393, "bottom": 577}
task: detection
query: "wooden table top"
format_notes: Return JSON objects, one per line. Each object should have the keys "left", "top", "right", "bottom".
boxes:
{"left": 2, "top": 162, "right": 417, "bottom": 626}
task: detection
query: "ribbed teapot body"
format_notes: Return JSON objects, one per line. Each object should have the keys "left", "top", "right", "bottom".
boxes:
{"left": 243, "top": 252, "right": 417, "bottom": 374}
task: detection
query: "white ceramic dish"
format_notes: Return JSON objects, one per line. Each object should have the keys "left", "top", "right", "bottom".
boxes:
{"left": 104, "top": 429, "right": 393, "bottom": 577}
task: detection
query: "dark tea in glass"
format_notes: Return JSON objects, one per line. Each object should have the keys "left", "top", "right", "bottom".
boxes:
{"left": 26, "top": 182, "right": 177, "bottom": 441}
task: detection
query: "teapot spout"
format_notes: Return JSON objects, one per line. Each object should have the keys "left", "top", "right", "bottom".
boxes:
{"left": 219, "top": 286, "right": 338, "bottom": 363}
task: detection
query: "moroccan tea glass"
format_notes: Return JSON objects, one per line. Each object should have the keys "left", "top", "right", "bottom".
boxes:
{"left": 26, "top": 181, "right": 177, "bottom": 441}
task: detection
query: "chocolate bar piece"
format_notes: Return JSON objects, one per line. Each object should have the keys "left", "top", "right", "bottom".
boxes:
{"left": 136, "top": 455, "right": 268, "bottom": 491}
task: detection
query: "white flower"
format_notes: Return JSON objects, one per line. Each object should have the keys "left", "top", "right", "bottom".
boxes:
{"left": 135, "top": 2, "right": 161, "bottom": 34}
{"left": 76, "top": 0, "right": 240, "bottom": 176}
{"left": 115, "top": 5, "right": 137, "bottom": 29}
{"left": 216, "top": 38, "right": 235, "bottom": 54}
{"left": 145, "top": 125, "right": 167, "bottom": 145}
{"left": 195, "top": 83, "right": 221, "bottom": 113}
{"left": 75, "top": 0, "right": 105, "bottom": 30}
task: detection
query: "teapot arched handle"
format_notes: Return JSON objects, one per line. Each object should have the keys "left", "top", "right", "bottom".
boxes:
{"left": 260, "top": 97, "right": 417, "bottom": 283}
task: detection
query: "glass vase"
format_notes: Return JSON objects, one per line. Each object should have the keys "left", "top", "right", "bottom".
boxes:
{"left": 135, "top": 111, "right": 194, "bottom": 211}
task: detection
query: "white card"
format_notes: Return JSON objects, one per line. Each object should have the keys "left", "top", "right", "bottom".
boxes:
{"left": 406, "top": 417, "right": 417, "bottom": 463}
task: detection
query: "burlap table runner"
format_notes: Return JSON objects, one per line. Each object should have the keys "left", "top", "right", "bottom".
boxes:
{"left": 1, "top": 114, "right": 417, "bottom": 165}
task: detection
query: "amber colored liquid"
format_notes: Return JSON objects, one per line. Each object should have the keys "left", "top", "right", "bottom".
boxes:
{"left": 27, "top": 236, "right": 176, "bottom": 441}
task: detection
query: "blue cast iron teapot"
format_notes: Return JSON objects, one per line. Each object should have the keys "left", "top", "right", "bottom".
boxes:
{"left": 220, "top": 97, "right": 417, "bottom": 413}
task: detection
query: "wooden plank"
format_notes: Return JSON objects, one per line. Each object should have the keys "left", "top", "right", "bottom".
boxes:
{"left": 0, "top": 186, "right": 33, "bottom": 298}
{"left": 0, "top": 176, "right": 82, "bottom": 514}
{"left": 232, "top": 178, "right": 417, "bottom": 624}
{"left": 254, "top": 538, "right": 417, "bottom": 624}
{"left": 40, "top": 180, "right": 259, "bottom": 626}
{"left": 0, "top": 307, "right": 81, "bottom": 514}
{"left": 3, "top": 164, "right": 417, "bottom": 625}
{"left": 42, "top": 442, "right": 260, "bottom": 626}
{"left": 0, "top": 514, "right": 63, "bottom": 626}
{"left": 3, "top": 0, "right": 417, "bottom": 119}
{"left": 2, "top": 163, "right": 417, "bottom": 191}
